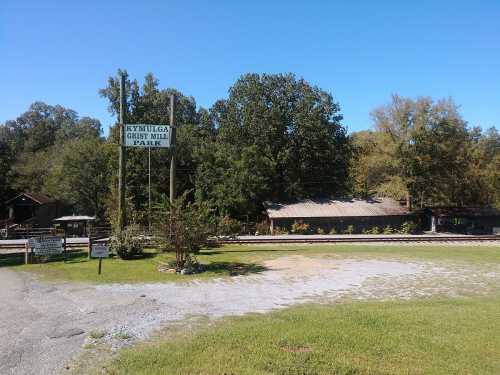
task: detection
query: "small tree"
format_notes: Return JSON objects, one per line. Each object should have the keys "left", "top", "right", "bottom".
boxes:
{"left": 154, "top": 194, "right": 213, "bottom": 270}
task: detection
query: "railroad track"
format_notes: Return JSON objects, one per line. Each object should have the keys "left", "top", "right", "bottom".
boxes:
{"left": 1, "top": 235, "right": 498, "bottom": 251}
{"left": 216, "top": 235, "right": 500, "bottom": 244}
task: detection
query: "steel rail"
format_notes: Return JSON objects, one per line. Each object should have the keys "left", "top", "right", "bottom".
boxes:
{"left": 1, "top": 235, "right": 498, "bottom": 251}
{"left": 216, "top": 236, "right": 500, "bottom": 244}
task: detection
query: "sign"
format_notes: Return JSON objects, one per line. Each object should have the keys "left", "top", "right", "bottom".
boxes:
{"left": 493, "top": 227, "right": 500, "bottom": 235}
{"left": 33, "top": 236, "right": 63, "bottom": 256}
{"left": 91, "top": 243, "right": 109, "bottom": 258}
{"left": 28, "top": 237, "right": 38, "bottom": 249}
{"left": 124, "top": 124, "right": 171, "bottom": 148}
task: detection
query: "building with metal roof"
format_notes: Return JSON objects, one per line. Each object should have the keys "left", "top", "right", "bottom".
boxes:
{"left": 265, "top": 198, "right": 412, "bottom": 234}
{"left": 53, "top": 215, "right": 96, "bottom": 237}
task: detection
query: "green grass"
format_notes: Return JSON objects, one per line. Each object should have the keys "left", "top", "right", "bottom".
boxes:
{"left": 88, "top": 329, "right": 106, "bottom": 340}
{"left": 106, "top": 296, "right": 500, "bottom": 375}
{"left": 5, "top": 248, "right": 267, "bottom": 283}
{"left": 4, "top": 243, "right": 500, "bottom": 283}
{"left": 222, "top": 243, "right": 500, "bottom": 265}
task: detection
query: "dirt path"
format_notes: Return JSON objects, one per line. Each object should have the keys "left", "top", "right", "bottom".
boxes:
{"left": 0, "top": 256, "right": 497, "bottom": 375}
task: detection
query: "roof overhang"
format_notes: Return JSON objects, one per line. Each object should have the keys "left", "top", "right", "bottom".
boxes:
{"left": 53, "top": 216, "right": 96, "bottom": 222}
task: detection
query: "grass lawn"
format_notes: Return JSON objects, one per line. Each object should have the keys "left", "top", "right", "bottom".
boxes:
{"left": 106, "top": 296, "right": 500, "bottom": 375}
{"left": 1, "top": 248, "right": 267, "bottom": 283}
{"left": 2, "top": 243, "right": 499, "bottom": 283}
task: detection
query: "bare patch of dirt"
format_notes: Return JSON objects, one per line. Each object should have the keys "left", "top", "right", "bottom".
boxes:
{"left": 264, "top": 255, "right": 335, "bottom": 276}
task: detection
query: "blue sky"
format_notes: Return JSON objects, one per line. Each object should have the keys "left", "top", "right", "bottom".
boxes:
{"left": 1, "top": 0, "right": 499, "bottom": 134}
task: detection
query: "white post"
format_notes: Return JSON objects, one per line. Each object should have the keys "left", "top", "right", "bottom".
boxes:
{"left": 431, "top": 216, "right": 437, "bottom": 233}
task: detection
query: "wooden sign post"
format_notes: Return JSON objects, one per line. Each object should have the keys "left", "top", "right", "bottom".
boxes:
{"left": 118, "top": 73, "right": 127, "bottom": 232}
{"left": 116, "top": 70, "right": 175, "bottom": 232}
{"left": 91, "top": 243, "right": 109, "bottom": 275}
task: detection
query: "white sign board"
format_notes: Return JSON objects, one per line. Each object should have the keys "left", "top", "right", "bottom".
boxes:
{"left": 91, "top": 243, "right": 109, "bottom": 258}
{"left": 28, "top": 237, "right": 38, "bottom": 249}
{"left": 33, "top": 236, "right": 63, "bottom": 256}
{"left": 124, "top": 124, "right": 171, "bottom": 148}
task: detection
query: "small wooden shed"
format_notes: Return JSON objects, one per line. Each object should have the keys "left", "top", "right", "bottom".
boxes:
{"left": 5, "top": 192, "right": 71, "bottom": 227}
{"left": 53, "top": 215, "right": 96, "bottom": 237}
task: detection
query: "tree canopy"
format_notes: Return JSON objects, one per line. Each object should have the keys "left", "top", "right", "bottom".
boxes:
{"left": 1, "top": 72, "right": 499, "bottom": 226}
{"left": 350, "top": 95, "right": 500, "bottom": 208}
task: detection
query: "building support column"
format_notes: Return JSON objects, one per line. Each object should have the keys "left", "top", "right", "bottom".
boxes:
{"left": 431, "top": 216, "right": 437, "bottom": 232}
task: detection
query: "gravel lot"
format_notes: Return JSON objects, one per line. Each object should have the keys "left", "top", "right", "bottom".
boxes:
{"left": 0, "top": 255, "right": 498, "bottom": 375}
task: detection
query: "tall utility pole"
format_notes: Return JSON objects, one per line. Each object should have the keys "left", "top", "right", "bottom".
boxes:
{"left": 169, "top": 94, "right": 176, "bottom": 204}
{"left": 148, "top": 147, "right": 151, "bottom": 232}
{"left": 118, "top": 73, "right": 127, "bottom": 231}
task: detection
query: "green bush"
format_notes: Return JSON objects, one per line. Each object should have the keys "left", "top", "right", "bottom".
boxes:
{"left": 154, "top": 195, "right": 213, "bottom": 269}
{"left": 218, "top": 216, "right": 242, "bottom": 236}
{"left": 344, "top": 225, "right": 355, "bottom": 234}
{"left": 329, "top": 227, "right": 337, "bottom": 234}
{"left": 383, "top": 225, "right": 395, "bottom": 234}
{"left": 316, "top": 227, "right": 326, "bottom": 235}
{"left": 291, "top": 220, "right": 310, "bottom": 234}
{"left": 362, "top": 226, "right": 381, "bottom": 235}
{"left": 109, "top": 225, "right": 144, "bottom": 260}
{"left": 273, "top": 227, "right": 289, "bottom": 235}
{"left": 400, "top": 221, "right": 418, "bottom": 234}
{"left": 255, "top": 220, "right": 270, "bottom": 235}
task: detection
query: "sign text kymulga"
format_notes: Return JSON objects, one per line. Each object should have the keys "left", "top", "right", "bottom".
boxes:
{"left": 124, "top": 124, "right": 171, "bottom": 148}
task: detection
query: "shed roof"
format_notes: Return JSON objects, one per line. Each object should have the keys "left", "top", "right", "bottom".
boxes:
{"left": 5, "top": 192, "right": 53, "bottom": 205}
{"left": 266, "top": 198, "right": 409, "bottom": 219}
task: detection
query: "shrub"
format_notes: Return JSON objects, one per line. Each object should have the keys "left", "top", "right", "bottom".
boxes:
{"left": 109, "top": 225, "right": 144, "bottom": 260}
{"left": 329, "top": 227, "right": 337, "bottom": 235}
{"left": 291, "top": 220, "right": 310, "bottom": 234}
{"left": 217, "top": 216, "right": 242, "bottom": 237}
{"left": 88, "top": 329, "right": 106, "bottom": 340}
{"left": 273, "top": 227, "right": 289, "bottom": 235}
{"left": 362, "top": 226, "right": 381, "bottom": 235}
{"left": 255, "top": 220, "right": 270, "bottom": 235}
{"left": 154, "top": 194, "right": 213, "bottom": 269}
{"left": 400, "top": 221, "right": 418, "bottom": 234}
{"left": 344, "top": 225, "right": 355, "bottom": 234}
{"left": 316, "top": 227, "right": 326, "bottom": 235}
{"left": 383, "top": 225, "right": 395, "bottom": 234}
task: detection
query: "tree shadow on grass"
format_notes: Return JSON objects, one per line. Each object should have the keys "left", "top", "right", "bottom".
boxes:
{"left": 201, "top": 248, "right": 299, "bottom": 256}
{"left": 203, "top": 261, "right": 268, "bottom": 276}
{"left": 0, "top": 253, "right": 25, "bottom": 268}
{"left": 116, "top": 251, "right": 158, "bottom": 261}
{"left": 0, "top": 251, "right": 92, "bottom": 267}
{"left": 0, "top": 249, "right": 161, "bottom": 268}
